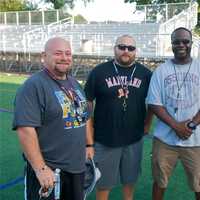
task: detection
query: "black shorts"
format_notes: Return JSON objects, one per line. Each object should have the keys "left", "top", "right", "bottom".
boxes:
{"left": 25, "top": 163, "right": 84, "bottom": 200}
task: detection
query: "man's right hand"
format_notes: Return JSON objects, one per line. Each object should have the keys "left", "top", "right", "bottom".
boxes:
{"left": 173, "top": 120, "right": 193, "bottom": 140}
{"left": 35, "top": 165, "right": 55, "bottom": 190}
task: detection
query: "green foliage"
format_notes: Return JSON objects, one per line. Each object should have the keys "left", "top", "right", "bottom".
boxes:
{"left": 0, "top": 0, "right": 29, "bottom": 12}
{"left": 194, "top": 25, "right": 200, "bottom": 36}
{"left": 45, "top": 0, "right": 66, "bottom": 9}
{"left": 197, "top": 0, "right": 200, "bottom": 8}
{"left": 25, "top": 1, "right": 38, "bottom": 10}
{"left": 74, "top": 14, "right": 88, "bottom": 23}
{"left": 124, "top": 0, "right": 151, "bottom": 5}
{"left": 0, "top": 0, "right": 38, "bottom": 11}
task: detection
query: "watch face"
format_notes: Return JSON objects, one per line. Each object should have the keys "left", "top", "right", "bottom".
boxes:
{"left": 187, "top": 121, "right": 197, "bottom": 130}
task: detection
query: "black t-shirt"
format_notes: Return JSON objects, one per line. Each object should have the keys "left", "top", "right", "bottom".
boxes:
{"left": 84, "top": 60, "right": 152, "bottom": 147}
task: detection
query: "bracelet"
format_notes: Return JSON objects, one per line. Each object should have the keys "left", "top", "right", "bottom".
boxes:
{"left": 35, "top": 165, "right": 48, "bottom": 175}
{"left": 86, "top": 144, "right": 94, "bottom": 148}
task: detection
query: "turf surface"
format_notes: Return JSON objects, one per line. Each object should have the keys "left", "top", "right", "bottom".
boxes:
{"left": 0, "top": 72, "right": 195, "bottom": 199}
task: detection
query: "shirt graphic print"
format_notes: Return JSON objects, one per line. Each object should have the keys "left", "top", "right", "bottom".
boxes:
{"left": 55, "top": 90, "right": 88, "bottom": 129}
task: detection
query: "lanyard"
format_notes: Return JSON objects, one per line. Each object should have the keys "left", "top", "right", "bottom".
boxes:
{"left": 172, "top": 60, "right": 192, "bottom": 114}
{"left": 113, "top": 61, "right": 136, "bottom": 111}
{"left": 44, "top": 68, "right": 81, "bottom": 104}
{"left": 44, "top": 68, "right": 85, "bottom": 123}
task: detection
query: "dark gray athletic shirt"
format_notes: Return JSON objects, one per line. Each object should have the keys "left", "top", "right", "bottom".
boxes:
{"left": 13, "top": 70, "right": 88, "bottom": 173}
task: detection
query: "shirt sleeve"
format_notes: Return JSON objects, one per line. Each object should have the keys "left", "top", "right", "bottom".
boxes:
{"left": 146, "top": 67, "right": 163, "bottom": 106}
{"left": 12, "top": 79, "right": 43, "bottom": 130}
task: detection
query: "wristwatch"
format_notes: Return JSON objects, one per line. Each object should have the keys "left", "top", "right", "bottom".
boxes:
{"left": 186, "top": 121, "right": 197, "bottom": 130}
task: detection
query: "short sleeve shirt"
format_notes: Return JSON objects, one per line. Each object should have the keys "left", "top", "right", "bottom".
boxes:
{"left": 13, "top": 70, "right": 88, "bottom": 173}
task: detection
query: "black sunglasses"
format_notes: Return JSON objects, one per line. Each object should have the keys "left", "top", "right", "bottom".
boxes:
{"left": 116, "top": 44, "right": 136, "bottom": 52}
{"left": 172, "top": 39, "right": 191, "bottom": 45}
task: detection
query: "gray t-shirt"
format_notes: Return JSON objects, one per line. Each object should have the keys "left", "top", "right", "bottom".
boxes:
{"left": 13, "top": 70, "right": 88, "bottom": 173}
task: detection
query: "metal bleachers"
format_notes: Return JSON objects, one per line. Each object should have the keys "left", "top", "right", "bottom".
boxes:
{"left": 0, "top": 2, "right": 199, "bottom": 62}
{"left": 8, "top": 22, "right": 160, "bottom": 57}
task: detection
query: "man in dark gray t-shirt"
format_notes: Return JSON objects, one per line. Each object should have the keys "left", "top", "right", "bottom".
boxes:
{"left": 13, "top": 37, "right": 91, "bottom": 200}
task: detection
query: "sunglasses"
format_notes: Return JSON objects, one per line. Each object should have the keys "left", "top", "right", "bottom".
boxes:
{"left": 172, "top": 39, "right": 191, "bottom": 45}
{"left": 116, "top": 44, "right": 136, "bottom": 52}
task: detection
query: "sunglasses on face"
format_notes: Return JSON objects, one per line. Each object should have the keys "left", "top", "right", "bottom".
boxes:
{"left": 116, "top": 44, "right": 136, "bottom": 52}
{"left": 172, "top": 39, "right": 191, "bottom": 45}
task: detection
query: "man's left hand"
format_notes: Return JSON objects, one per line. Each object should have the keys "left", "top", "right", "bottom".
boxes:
{"left": 86, "top": 146, "right": 94, "bottom": 159}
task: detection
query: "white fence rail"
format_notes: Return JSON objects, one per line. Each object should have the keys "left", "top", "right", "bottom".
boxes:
{"left": 0, "top": 2, "right": 199, "bottom": 59}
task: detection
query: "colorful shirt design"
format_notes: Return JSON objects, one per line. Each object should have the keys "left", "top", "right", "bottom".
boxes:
{"left": 55, "top": 89, "right": 88, "bottom": 129}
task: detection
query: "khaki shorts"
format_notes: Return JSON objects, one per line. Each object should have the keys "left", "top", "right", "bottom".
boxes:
{"left": 152, "top": 138, "right": 200, "bottom": 192}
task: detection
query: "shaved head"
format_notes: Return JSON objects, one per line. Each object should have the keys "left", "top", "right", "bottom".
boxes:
{"left": 42, "top": 37, "right": 72, "bottom": 80}
{"left": 115, "top": 35, "right": 136, "bottom": 46}
{"left": 114, "top": 34, "right": 136, "bottom": 67}
{"left": 44, "top": 37, "right": 71, "bottom": 52}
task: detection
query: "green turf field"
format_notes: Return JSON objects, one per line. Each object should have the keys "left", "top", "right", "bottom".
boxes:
{"left": 0, "top": 72, "right": 195, "bottom": 199}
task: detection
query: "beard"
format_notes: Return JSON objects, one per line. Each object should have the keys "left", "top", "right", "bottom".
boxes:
{"left": 116, "top": 55, "right": 135, "bottom": 66}
{"left": 55, "top": 62, "right": 71, "bottom": 73}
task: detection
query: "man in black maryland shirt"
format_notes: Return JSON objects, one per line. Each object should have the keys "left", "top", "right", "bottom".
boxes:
{"left": 84, "top": 35, "right": 153, "bottom": 200}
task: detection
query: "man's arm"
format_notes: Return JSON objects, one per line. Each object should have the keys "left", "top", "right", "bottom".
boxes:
{"left": 149, "top": 104, "right": 192, "bottom": 140}
{"left": 191, "top": 110, "right": 200, "bottom": 125}
{"left": 186, "top": 110, "right": 200, "bottom": 130}
{"left": 144, "top": 106, "right": 154, "bottom": 134}
{"left": 17, "top": 127, "right": 55, "bottom": 189}
{"left": 86, "top": 101, "right": 94, "bottom": 159}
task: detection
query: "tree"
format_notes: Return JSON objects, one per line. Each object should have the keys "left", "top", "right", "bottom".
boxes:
{"left": 197, "top": 0, "right": 200, "bottom": 12}
{"left": 0, "top": 0, "right": 29, "bottom": 12}
{"left": 0, "top": 0, "right": 37, "bottom": 11}
{"left": 124, "top": 0, "right": 151, "bottom": 5}
{"left": 125, "top": 0, "right": 200, "bottom": 34}
{"left": 44, "top": 0, "right": 93, "bottom": 9}
{"left": 74, "top": 14, "right": 88, "bottom": 23}
{"left": 25, "top": 1, "right": 38, "bottom": 10}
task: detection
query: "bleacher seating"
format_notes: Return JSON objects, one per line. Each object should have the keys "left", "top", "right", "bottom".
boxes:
{"left": 0, "top": 1, "right": 199, "bottom": 75}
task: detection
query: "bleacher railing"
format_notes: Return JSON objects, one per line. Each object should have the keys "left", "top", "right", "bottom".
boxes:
{"left": 159, "top": 2, "right": 198, "bottom": 33}
{"left": 158, "top": 1, "right": 199, "bottom": 57}
{"left": 136, "top": 2, "right": 192, "bottom": 23}
{"left": 0, "top": 2, "right": 196, "bottom": 25}
{"left": 0, "top": 2, "right": 199, "bottom": 61}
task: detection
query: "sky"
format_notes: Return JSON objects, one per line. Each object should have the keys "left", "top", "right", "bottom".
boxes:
{"left": 71, "top": 0, "right": 137, "bottom": 22}
{"left": 32, "top": 0, "right": 144, "bottom": 22}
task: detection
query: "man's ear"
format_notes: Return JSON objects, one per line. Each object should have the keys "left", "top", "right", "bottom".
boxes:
{"left": 41, "top": 52, "right": 46, "bottom": 63}
{"left": 41, "top": 52, "right": 46, "bottom": 57}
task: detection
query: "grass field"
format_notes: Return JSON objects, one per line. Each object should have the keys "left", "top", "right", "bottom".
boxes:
{"left": 0, "top": 72, "right": 196, "bottom": 199}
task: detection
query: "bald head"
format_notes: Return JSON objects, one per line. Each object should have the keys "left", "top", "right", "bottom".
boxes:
{"left": 44, "top": 37, "right": 71, "bottom": 53}
{"left": 42, "top": 37, "right": 73, "bottom": 80}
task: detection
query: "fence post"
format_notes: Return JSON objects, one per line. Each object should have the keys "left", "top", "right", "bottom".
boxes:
{"left": 4, "top": 12, "right": 7, "bottom": 25}
{"left": 42, "top": 10, "right": 45, "bottom": 25}
{"left": 56, "top": 10, "right": 59, "bottom": 22}
{"left": 165, "top": 4, "right": 168, "bottom": 21}
{"left": 16, "top": 12, "right": 19, "bottom": 25}
{"left": 29, "top": 11, "right": 31, "bottom": 25}
{"left": 144, "top": 5, "right": 147, "bottom": 23}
